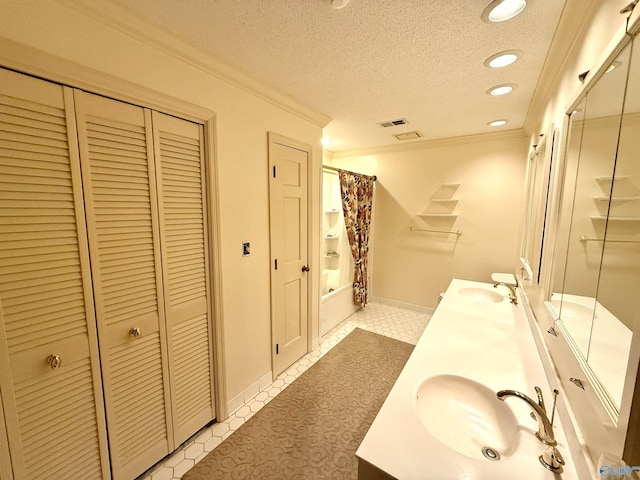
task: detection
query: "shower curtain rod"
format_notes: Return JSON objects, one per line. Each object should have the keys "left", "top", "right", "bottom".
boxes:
{"left": 322, "top": 165, "right": 377, "bottom": 181}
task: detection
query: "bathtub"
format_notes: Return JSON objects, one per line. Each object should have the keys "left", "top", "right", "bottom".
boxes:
{"left": 320, "top": 283, "right": 360, "bottom": 335}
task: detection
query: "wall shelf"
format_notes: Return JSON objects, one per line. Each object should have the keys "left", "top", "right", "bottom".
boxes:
{"left": 595, "top": 175, "right": 629, "bottom": 182}
{"left": 418, "top": 213, "right": 458, "bottom": 218}
{"left": 591, "top": 216, "right": 640, "bottom": 222}
{"left": 593, "top": 196, "right": 639, "bottom": 202}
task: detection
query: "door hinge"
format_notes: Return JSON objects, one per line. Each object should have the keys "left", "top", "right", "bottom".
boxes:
{"left": 276, "top": 343, "right": 279, "bottom": 355}
{"left": 275, "top": 259, "right": 278, "bottom": 270}
{"left": 273, "top": 165, "right": 276, "bottom": 178}
{"left": 547, "top": 326, "right": 558, "bottom": 337}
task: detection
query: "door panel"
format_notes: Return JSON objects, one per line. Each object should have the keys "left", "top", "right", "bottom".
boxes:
{"left": 75, "top": 90, "right": 172, "bottom": 480}
{"left": 152, "top": 111, "right": 215, "bottom": 445}
{"left": 269, "top": 135, "right": 309, "bottom": 377}
{"left": 0, "top": 69, "right": 108, "bottom": 479}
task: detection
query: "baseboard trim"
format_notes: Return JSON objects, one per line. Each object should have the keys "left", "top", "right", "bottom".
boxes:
{"left": 226, "top": 371, "right": 273, "bottom": 417}
{"left": 370, "top": 296, "right": 435, "bottom": 315}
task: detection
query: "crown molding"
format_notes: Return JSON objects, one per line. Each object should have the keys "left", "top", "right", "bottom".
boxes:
{"left": 0, "top": 37, "right": 216, "bottom": 124}
{"left": 56, "top": 0, "right": 332, "bottom": 128}
{"left": 523, "top": 0, "right": 602, "bottom": 135}
{"left": 330, "top": 129, "right": 527, "bottom": 159}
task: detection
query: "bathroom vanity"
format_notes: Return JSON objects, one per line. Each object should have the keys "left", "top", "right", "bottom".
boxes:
{"left": 356, "top": 279, "right": 586, "bottom": 480}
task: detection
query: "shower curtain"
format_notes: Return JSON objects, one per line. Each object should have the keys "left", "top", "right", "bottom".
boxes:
{"left": 338, "top": 169, "right": 375, "bottom": 307}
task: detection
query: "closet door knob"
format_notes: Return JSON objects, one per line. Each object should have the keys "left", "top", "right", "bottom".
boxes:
{"left": 130, "top": 327, "right": 142, "bottom": 339}
{"left": 46, "top": 354, "right": 62, "bottom": 370}
{"left": 301, "top": 265, "right": 310, "bottom": 272}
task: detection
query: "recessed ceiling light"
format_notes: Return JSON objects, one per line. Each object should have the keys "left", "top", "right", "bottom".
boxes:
{"left": 482, "top": 0, "right": 527, "bottom": 23}
{"left": 486, "top": 84, "right": 517, "bottom": 96}
{"left": 484, "top": 50, "right": 522, "bottom": 68}
{"left": 488, "top": 119, "right": 508, "bottom": 127}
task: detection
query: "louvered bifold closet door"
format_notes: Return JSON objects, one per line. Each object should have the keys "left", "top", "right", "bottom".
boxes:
{"left": 74, "top": 91, "right": 173, "bottom": 480}
{"left": 0, "top": 69, "right": 109, "bottom": 479}
{"left": 152, "top": 112, "right": 215, "bottom": 445}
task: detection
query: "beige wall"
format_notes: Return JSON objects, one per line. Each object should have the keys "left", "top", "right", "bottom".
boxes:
{"left": 327, "top": 133, "right": 528, "bottom": 309}
{"left": 0, "top": 0, "right": 326, "bottom": 407}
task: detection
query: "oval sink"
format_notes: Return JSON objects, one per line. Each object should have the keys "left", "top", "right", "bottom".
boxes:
{"left": 458, "top": 287, "right": 504, "bottom": 304}
{"left": 415, "top": 374, "right": 519, "bottom": 461}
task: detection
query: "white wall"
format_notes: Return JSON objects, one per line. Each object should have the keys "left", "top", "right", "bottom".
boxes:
{"left": 328, "top": 132, "right": 528, "bottom": 309}
{"left": 0, "top": 0, "right": 327, "bottom": 409}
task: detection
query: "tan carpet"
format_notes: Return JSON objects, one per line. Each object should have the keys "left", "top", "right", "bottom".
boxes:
{"left": 183, "top": 328, "right": 413, "bottom": 480}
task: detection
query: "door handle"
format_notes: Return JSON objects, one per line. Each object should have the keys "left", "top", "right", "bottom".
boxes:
{"left": 46, "top": 354, "right": 62, "bottom": 370}
{"left": 301, "top": 265, "right": 310, "bottom": 273}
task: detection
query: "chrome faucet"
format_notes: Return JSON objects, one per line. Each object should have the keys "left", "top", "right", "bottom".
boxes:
{"left": 496, "top": 389, "right": 555, "bottom": 445}
{"left": 493, "top": 282, "right": 518, "bottom": 304}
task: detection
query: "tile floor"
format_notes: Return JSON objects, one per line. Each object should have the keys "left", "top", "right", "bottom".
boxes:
{"left": 139, "top": 302, "right": 431, "bottom": 480}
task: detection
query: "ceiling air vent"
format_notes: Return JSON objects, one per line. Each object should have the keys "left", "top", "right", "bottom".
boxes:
{"left": 378, "top": 118, "right": 408, "bottom": 128}
{"left": 394, "top": 131, "right": 423, "bottom": 141}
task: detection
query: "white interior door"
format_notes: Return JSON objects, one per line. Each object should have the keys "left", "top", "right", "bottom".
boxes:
{"left": 268, "top": 133, "right": 310, "bottom": 378}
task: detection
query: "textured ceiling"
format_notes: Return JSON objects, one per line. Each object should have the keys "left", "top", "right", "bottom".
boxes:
{"left": 108, "top": 0, "right": 567, "bottom": 151}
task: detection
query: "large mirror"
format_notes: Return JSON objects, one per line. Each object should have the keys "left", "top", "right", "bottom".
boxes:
{"left": 548, "top": 38, "right": 638, "bottom": 415}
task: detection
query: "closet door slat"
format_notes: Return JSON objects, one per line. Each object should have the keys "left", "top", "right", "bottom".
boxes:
{"left": 0, "top": 68, "right": 108, "bottom": 479}
{"left": 153, "top": 111, "right": 215, "bottom": 445}
{"left": 75, "top": 90, "right": 173, "bottom": 480}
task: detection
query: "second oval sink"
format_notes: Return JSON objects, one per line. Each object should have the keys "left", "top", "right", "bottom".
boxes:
{"left": 415, "top": 374, "right": 519, "bottom": 461}
{"left": 458, "top": 287, "right": 504, "bottom": 304}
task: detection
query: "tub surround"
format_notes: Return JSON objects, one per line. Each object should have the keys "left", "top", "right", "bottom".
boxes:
{"left": 356, "top": 279, "right": 587, "bottom": 480}
{"left": 320, "top": 284, "right": 360, "bottom": 335}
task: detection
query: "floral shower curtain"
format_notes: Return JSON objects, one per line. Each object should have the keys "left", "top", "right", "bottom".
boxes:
{"left": 338, "top": 169, "right": 375, "bottom": 307}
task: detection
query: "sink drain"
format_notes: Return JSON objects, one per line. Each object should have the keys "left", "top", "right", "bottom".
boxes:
{"left": 482, "top": 447, "right": 501, "bottom": 462}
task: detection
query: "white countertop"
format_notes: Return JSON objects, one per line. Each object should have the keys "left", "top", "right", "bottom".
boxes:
{"left": 356, "top": 279, "right": 581, "bottom": 480}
